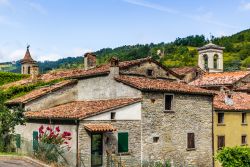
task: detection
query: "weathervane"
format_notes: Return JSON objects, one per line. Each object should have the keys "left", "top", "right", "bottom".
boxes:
{"left": 209, "top": 33, "right": 213, "bottom": 43}
{"left": 27, "top": 44, "right": 30, "bottom": 50}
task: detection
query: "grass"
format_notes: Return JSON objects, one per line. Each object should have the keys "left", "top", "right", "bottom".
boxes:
{"left": 0, "top": 152, "right": 22, "bottom": 156}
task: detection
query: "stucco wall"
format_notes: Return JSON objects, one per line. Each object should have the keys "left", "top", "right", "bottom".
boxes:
{"left": 120, "top": 61, "right": 178, "bottom": 80}
{"left": 77, "top": 70, "right": 141, "bottom": 100}
{"left": 141, "top": 92, "right": 213, "bottom": 167}
{"left": 15, "top": 122, "right": 78, "bottom": 166}
{"left": 78, "top": 120, "right": 142, "bottom": 167}
{"left": 25, "top": 84, "right": 78, "bottom": 111}
{"left": 85, "top": 102, "right": 141, "bottom": 121}
{"left": 214, "top": 111, "right": 250, "bottom": 167}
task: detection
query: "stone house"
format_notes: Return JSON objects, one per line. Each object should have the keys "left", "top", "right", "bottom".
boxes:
{"left": 5, "top": 49, "right": 215, "bottom": 167}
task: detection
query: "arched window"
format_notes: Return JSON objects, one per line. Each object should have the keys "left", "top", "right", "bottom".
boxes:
{"left": 214, "top": 54, "right": 218, "bottom": 69}
{"left": 28, "top": 66, "right": 31, "bottom": 74}
{"left": 203, "top": 54, "right": 208, "bottom": 70}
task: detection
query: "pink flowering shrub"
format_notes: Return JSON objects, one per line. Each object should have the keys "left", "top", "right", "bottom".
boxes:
{"left": 38, "top": 125, "right": 72, "bottom": 150}
{"left": 35, "top": 125, "right": 72, "bottom": 164}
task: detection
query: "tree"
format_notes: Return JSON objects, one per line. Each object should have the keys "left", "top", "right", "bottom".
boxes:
{"left": 0, "top": 91, "right": 25, "bottom": 152}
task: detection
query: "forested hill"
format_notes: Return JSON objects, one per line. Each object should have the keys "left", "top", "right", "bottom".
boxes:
{"left": 3, "top": 28, "right": 250, "bottom": 73}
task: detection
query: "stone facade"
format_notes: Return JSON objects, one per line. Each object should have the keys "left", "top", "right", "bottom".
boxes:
{"left": 141, "top": 92, "right": 213, "bottom": 167}
{"left": 120, "top": 61, "right": 178, "bottom": 80}
{"left": 78, "top": 120, "right": 142, "bottom": 167}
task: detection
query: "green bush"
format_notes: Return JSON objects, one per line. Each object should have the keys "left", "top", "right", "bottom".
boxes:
{"left": 216, "top": 146, "right": 250, "bottom": 167}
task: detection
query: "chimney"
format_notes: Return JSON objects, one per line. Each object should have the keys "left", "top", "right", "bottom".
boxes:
{"left": 84, "top": 52, "right": 96, "bottom": 70}
{"left": 31, "top": 65, "right": 39, "bottom": 82}
{"left": 224, "top": 91, "right": 234, "bottom": 106}
{"left": 109, "top": 57, "right": 119, "bottom": 77}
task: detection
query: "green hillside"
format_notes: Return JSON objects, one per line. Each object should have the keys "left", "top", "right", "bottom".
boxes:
{"left": 0, "top": 72, "right": 29, "bottom": 86}
{"left": 3, "top": 29, "right": 250, "bottom": 73}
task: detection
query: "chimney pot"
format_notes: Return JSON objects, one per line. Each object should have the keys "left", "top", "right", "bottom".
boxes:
{"left": 84, "top": 52, "right": 96, "bottom": 70}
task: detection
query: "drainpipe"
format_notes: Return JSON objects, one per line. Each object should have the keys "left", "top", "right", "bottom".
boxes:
{"left": 212, "top": 96, "right": 215, "bottom": 167}
{"left": 76, "top": 120, "right": 79, "bottom": 167}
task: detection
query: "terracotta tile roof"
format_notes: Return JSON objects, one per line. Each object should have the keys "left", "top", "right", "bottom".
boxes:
{"left": 84, "top": 124, "right": 117, "bottom": 132}
{"left": 20, "top": 48, "right": 36, "bottom": 64}
{"left": 214, "top": 92, "right": 250, "bottom": 111}
{"left": 6, "top": 80, "right": 77, "bottom": 105}
{"left": 24, "top": 98, "right": 141, "bottom": 120}
{"left": 235, "top": 83, "right": 250, "bottom": 92}
{"left": 170, "top": 67, "right": 200, "bottom": 76}
{"left": 1, "top": 57, "right": 157, "bottom": 89}
{"left": 115, "top": 75, "right": 214, "bottom": 95}
{"left": 189, "top": 71, "right": 250, "bottom": 87}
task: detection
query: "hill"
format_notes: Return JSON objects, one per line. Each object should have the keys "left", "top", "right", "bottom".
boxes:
{"left": 2, "top": 29, "right": 250, "bottom": 73}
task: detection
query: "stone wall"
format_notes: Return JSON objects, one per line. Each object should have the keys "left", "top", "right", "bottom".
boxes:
{"left": 78, "top": 120, "right": 142, "bottom": 167}
{"left": 120, "top": 61, "right": 178, "bottom": 80}
{"left": 141, "top": 92, "right": 213, "bottom": 167}
{"left": 25, "top": 84, "right": 78, "bottom": 111}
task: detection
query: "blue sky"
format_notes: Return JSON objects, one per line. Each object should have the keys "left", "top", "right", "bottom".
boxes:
{"left": 0, "top": 0, "right": 250, "bottom": 62}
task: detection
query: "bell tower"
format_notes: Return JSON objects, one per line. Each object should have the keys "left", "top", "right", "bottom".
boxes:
{"left": 20, "top": 45, "right": 39, "bottom": 76}
{"left": 197, "top": 42, "right": 225, "bottom": 73}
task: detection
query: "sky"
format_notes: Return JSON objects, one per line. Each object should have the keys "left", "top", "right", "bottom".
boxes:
{"left": 0, "top": 0, "right": 250, "bottom": 62}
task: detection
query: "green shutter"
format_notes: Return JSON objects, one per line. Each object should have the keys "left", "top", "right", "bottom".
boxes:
{"left": 16, "top": 134, "right": 21, "bottom": 148}
{"left": 33, "top": 131, "right": 38, "bottom": 151}
{"left": 118, "top": 132, "right": 128, "bottom": 153}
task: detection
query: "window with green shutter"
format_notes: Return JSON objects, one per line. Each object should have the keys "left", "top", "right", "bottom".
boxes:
{"left": 33, "top": 131, "right": 38, "bottom": 151}
{"left": 16, "top": 134, "right": 21, "bottom": 148}
{"left": 118, "top": 132, "right": 128, "bottom": 153}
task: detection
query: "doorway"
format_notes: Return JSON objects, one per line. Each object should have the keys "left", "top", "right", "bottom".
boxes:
{"left": 91, "top": 134, "right": 103, "bottom": 167}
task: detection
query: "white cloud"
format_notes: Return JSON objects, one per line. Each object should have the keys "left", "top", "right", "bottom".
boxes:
{"left": 123, "top": 0, "right": 179, "bottom": 14}
{"left": 28, "top": 2, "right": 47, "bottom": 15}
{"left": 240, "top": 1, "right": 250, "bottom": 10}
{"left": 0, "top": 0, "right": 10, "bottom": 6}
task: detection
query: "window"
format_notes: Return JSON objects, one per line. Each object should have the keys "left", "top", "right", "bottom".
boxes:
{"left": 218, "top": 113, "right": 224, "bottom": 124}
{"left": 242, "top": 113, "right": 247, "bottom": 124}
{"left": 28, "top": 66, "right": 31, "bottom": 74}
{"left": 187, "top": 133, "right": 195, "bottom": 149}
{"left": 218, "top": 136, "right": 225, "bottom": 150}
{"left": 153, "top": 137, "right": 159, "bottom": 143}
{"left": 111, "top": 112, "right": 116, "bottom": 120}
{"left": 242, "top": 135, "right": 247, "bottom": 145}
{"left": 118, "top": 132, "right": 128, "bottom": 153}
{"left": 164, "top": 94, "right": 173, "bottom": 111}
{"left": 146, "top": 69, "right": 153, "bottom": 76}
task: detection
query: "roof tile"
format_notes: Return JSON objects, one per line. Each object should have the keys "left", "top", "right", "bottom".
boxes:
{"left": 189, "top": 71, "right": 250, "bottom": 87}
{"left": 214, "top": 92, "right": 250, "bottom": 111}
{"left": 24, "top": 98, "right": 141, "bottom": 120}
{"left": 115, "top": 75, "right": 213, "bottom": 95}
{"left": 84, "top": 124, "right": 117, "bottom": 132}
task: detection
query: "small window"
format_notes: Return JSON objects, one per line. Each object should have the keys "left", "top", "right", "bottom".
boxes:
{"left": 118, "top": 132, "right": 128, "bottom": 153}
{"left": 218, "top": 113, "right": 224, "bottom": 124}
{"left": 187, "top": 133, "right": 195, "bottom": 149}
{"left": 111, "top": 112, "right": 116, "bottom": 120}
{"left": 242, "top": 135, "right": 247, "bottom": 145}
{"left": 218, "top": 136, "right": 225, "bottom": 150}
{"left": 146, "top": 69, "right": 153, "bottom": 76}
{"left": 164, "top": 94, "right": 173, "bottom": 111}
{"left": 242, "top": 113, "right": 247, "bottom": 124}
{"left": 153, "top": 137, "right": 159, "bottom": 143}
{"left": 28, "top": 66, "right": 31, "bottom": 74}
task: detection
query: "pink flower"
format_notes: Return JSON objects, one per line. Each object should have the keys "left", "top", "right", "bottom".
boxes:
{"left": 46, "top": 126, "right": 52, "bottom": 131}
{"left": 55, "top": 126, "right": 60, "bottom": 132}
{"left": 39, "top": 125, "right": 44, "bottom": 134}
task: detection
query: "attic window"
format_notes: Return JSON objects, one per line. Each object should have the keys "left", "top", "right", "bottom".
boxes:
{"left": 147, "top": 69, "right": 153, "bottom": 76}
{"left": 111, "top": 112, "right": 116, "bottom": 120}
